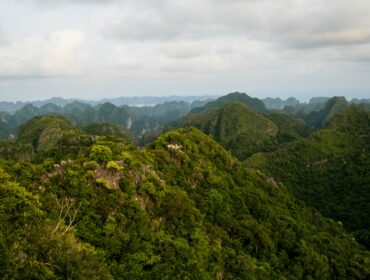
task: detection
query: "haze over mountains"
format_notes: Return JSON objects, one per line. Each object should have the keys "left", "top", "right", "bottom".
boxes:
{"left": 0, "top": 96, "right": 218, "bottom": 113}
{"left": 1, "top": 92, "right": 368, "bottom": 142}
{"left": 1, "top": 95, "right": 369, "bottom": 113}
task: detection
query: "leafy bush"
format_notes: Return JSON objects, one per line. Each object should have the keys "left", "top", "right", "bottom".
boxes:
{"left": 90, "top": 145, "right": 112, "bottom": 163}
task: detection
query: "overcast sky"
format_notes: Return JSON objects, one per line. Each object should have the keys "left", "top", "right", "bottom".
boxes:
{"left": 0, "top": 0, "right": 370, "bottom": 101}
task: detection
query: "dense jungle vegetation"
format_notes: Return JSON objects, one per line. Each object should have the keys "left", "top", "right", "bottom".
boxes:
{"left": 1, "top": 93, "right": 370, "bottom": 279}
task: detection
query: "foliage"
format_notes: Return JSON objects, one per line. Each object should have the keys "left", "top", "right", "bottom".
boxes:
{"left": 18, "top": 115, "right": 77, "bottom": 151}
{"left": 190, "top": 92, "right": 268, "bottom": 114}
{"left": 246, "top": 107, "right": 370, "bottom": 248}
{"left": 90, "top": 145, "right": 113, "bottom": 163}
{"left": 177, "top": 102, "right": 312, "bottom": 160}
{"left": 83, "top": 122, "right": 127, "bottom": 137}
{"left": 0, "top": 115, "right": 369, "bottom": 279}
{"left": 0, "top": 99, "right": 210, "bottom": 142}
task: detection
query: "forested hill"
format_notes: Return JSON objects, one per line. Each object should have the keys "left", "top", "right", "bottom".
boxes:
{"left": 1, "top": 92, "right": 369, "bottom": 144}
{"left": 191, "top": 92, "right": 268, "bottom": 114}
{"left": 1, "top": 115, "right": 370, "bottom": 279}
{"left": 175, "top": 101, "right": 313, "bottom": 159}
{"left": 246, "top": 107, "right": 370, "bottom": 248}
{"left": 0, "top": 96, "right": 217, "bottom": 113}
{"left": 0, "top": 99, "right": 209, "bottom": 140}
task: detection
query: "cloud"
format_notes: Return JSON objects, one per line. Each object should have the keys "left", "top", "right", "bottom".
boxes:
{"left": 107, "top": 37, "right": 277, "bottom": 77}
{"left": 289, "top": 29, "right": 370, "bottom": 48}
{"left": 18, "top": 0, "right": 117, "bottom": 6}
{"left": 0, "top": 29, "right": 9, "bottom": 46}
{"left": 1, "top": 0, "right": 370, "bottom": 100}
{"left": 101, "top": 0, "right": 370, "bottom": 49}
{"left": 102, "top": 11, "right": 184, "bottom": 41}
{"left": 0, "top": 29, "right": 86, "bottom": 78}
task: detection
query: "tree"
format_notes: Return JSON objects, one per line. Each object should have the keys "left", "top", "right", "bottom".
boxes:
{"left": 90, "top": 145, "right": 112, "bottom": 163}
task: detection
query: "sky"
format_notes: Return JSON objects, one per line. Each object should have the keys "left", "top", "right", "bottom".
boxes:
{"left": 0, "top": 0, "right": 370, "bottom": 102}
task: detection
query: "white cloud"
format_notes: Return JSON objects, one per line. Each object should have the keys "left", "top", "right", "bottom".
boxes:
{"left": 0, "top": 29, "right": 86, "bottom": 78}
{"left": 0, "top": 28, "right": 9, "bottom": 46}
{"left": 106, "top": 37, "right": 278, "bottom": 78}
{"left": 101, "top": 0, "right": 370, "bottom": 48}
{"left": 1, "top": 0, "right": 370, "bottom": 100}
{"left": 292, "top": 29, "right": 370, "bottom": 48}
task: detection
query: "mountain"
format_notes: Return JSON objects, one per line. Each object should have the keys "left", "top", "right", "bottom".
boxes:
{"left": 0, "top": 100, "right": 209, "bottom": 141}
{"left": 191, "top": 92, "right": 268, "bottom": 114}
{"left": 309, "top": 97, "right": 331, "bottom": 105}
{"left": 262, "top": 97, "right": 299, "bottom": 110}
{"left": 246, "top": 107, "right": 370, "bottom": 248}
{"left": 1, "top": 94, "right": 369, "bottom": 143}
{"left": 0, "top": 120, "right": 369, "bottom": 278}
{"left": 179, "top": 102, "right": 278, "bottom": 159}
{"left": 302, "top": 96, "right": 349, "bottom": 128}
{"left": 0, "top": 112, "right": 14, "bottom": 139}
{"left": 82, "top": 122, "right": 127, "bottom": 137}
{"left": 177, "top": 101, "right": 313, "bottom": 159}
{"left": 0, "top": 101, "right": 28, "bottom": 113}
{"left": 281, "top": 96, "right": 338, "bottom": 116}
{"left": 351, "top": 98, "right": 370, "bottom": 105}
{"left": 0, "top": 96, "right": 217, "bottom": 113}
{"left": 99, "top": 95, "right": 217, "bottom": 106}
{"left": 265, "top": 112, "right": 314, "bottom": 142}
{"left": 18, "top": 115, "right": 79, "bottom": 153}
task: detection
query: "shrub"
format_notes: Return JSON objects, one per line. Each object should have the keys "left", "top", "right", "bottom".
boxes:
{"left": 89, "top": 145, "right": 112, "bottom": 163}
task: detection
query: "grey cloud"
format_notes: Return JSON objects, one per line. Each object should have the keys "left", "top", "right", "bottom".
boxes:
{"left": 0, "top": 29, "right": 9, "bottom": 46}
{"left": 1, "top": 0, "right": 370, "bottom": 100}
{"left": 102, "top": 16, "right": 185, "bottom": 41}
{"left": 101, "top": 0, "right": 370, "bottom": 49}
{"left": 287, "top": 29, "right": 370, "bottom": 49}
{"left": 16, "top": 0, "right": 118, "bottom": 7}
{"left": 31, "top": 0, "right": 116, "bottom": 3}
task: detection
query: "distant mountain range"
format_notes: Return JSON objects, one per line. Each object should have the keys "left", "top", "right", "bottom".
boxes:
{"left": 1, "top": 92, "right": 369, "bottom": 143}
{"left": 0, "top": 95, "right": 218, "bottom": 113}
{"left": 2, "top": 94, "right": 369, "bottom": 113}
{"left": 262, "top": 96, "right": 370, "bottom": 110}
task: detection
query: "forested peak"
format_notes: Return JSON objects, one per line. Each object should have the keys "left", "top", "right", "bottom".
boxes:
{"left": 323, "top": 96, "right": 348, "bottom": 120}
{"left": 267, "top": 112, "right": 311, "bottom": 128}
{"left": 191, "top": 92, "right": 267, "bottom": 114}
{"left": 97, "top": 102, "right": 117, "bottom": 111}
{"left": 303, "top": 96, "right": 349, "bottom": 128}
{"left": 325, "top": 106, "right": 370, "bottom": 134}
{"left": 18, "top": 115, "right": 78, "bottom": 151}
{"left": 147, "top": 126, "right": 236, "bottom": 167}
{"left": 18, "top": 115, "right": 76, "bottom": 137}
{"left": 218, "top": 101, "right": 269, "bottom": 120}
{"left": 83, "top": 122, "right": 127, "bottom": 137}
{"left": 176, "top": 101, "right": 279, "bottom": 159}
{"left": 13, "top": 103, "right": 40, "bottom": 116}
{"left": 219, "top": 101, "right": 254, "bottom": 112}
{"left": 63, "top": 101, "right": 91, "bottom": 111}
{"left": 40, "top": 103, "right": 61, "bottom": 112}
{"left": 326, "top": 96, "right": 348, "bottom": 106}
{"left": 246, "top": 105, "right": 370, "bottom": 248}
{"left": 18, "top": 103, "right": 38, "bottom": 111}
{"left": 216, "top": 102, "right": 278, "bottom": 138}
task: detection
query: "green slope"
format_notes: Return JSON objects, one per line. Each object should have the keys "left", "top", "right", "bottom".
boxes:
{"left": 299, "top": 96, "right": 349, "bottom": 128}
{"left": 18, "top": 115, "right": 79, "bottom": 152}
{"left": 191, "top": 92, "right": 268, "bottom": 114}
{"left": 246, "top": 107, "right": 370, "bottom": 248}
{"left": 265, "top": 112, "right": 314, "bottom": 142}
{"left": 180, "top": 102, "right": 278, "bottom": 159}
{"left": 0, "top": 116, "right": 369, "bottom": 278}
{"left": 178, "top": 102, "right": 313, "bottom": 160}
